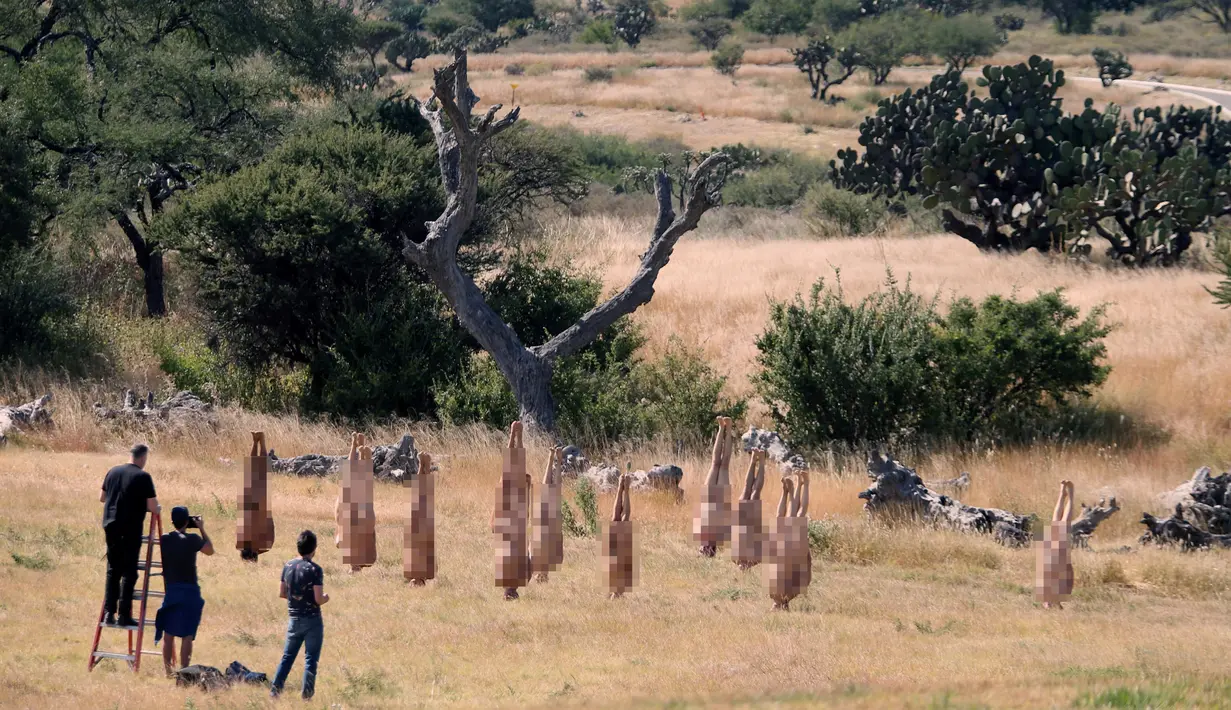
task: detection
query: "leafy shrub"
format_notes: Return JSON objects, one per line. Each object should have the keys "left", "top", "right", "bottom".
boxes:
{"left": 0, "top": 247, "right": 103, "bottom": 375}
{"left": 755, "top": 274, "right": 1112, "bottom": 450}
{"left": 505, "top": 63, "right": 525, "bottom": 75}
{"left": 802, "top": 182, "right": 889, "bottom": 236}
{"left": 724, "top": 165, "right": 803, "bottom": 207}
{"left": 573, "top": 478, "right": 600, "bottom": 536}
{"left": 1092, "top": 48, "right": 1132, "bottom": 87}
{"left": 612, "top": 0, "right": 657, "bottom": 47}
{"left": 437, "top": 331, "right": 744, "bottom": 446}
{"left": 711, "top": 41, "right": 745, "bottom": 77}
{"left": 579, "top": 18, "right": 617, "bottom": 44}
{"left": 584, "top": 66, "right": 615, "bottom": 82}
{"left": 551, "top": 129, "right": 688, "bottom": 183}
{"left": 155, "top": 335, "right": 308, "bottom": 413}
{"left": 755, "top": 274, "right": 940, "bottom": 448}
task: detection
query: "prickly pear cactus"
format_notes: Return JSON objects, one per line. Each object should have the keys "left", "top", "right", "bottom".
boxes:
{"left": 919, "top": 56, "right": 1111, "bottom": 253}
{"left": 831, "top": 69, "right": 971, "bottom": 197}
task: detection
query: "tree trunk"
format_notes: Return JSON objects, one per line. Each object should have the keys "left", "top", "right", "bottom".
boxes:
{"left": 115, "top": 211, "right": 167, "bottom": 317}
{"left": 507, "top": 355, "right": 557, "bottom": 433}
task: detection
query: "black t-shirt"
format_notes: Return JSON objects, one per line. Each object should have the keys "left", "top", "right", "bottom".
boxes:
{"left": 282, "top": 558, "right": 324, "bottom": 618}
{"left": 101, "top": 464, "right": 156, "bottom": 531}
{"left": 161, "top": 531, "right": 205, "bottom": 585}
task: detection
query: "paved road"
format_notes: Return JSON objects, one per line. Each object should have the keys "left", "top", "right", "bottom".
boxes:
{"left": 1069, "top": 76, "right": 1231, "bottom": 110}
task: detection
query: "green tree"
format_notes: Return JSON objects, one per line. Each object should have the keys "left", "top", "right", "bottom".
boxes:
{"left": 842, "top": 13, "right": 916, "bottom": 85}
{"left": 792, "top": 36, "right": 861, "bottom": 101}
{"left": 613, "top": 0, "right": 658, "bottom": 47}
{"left": 926, "top": 14, "right": 1002, "bottom": 72}
{"left": 164, "top": 125, "right": 461, "bottom": 418}
{"left": 689, "top": 17, "right": 734, "bottom": 50}
{"left": 357, "top": 20, "right": 406, "bottom": 68}
{"left": 1186, "top": 0, "right": 1231, "bottom": 32}
{"left": 744, "top": 0, "right": 811, "bottom": 41}
{"left": 0, "top": 0, "right": 356, "bottom": 317}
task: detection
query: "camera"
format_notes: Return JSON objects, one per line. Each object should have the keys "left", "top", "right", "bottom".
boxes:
{"left": 186, "top": 515, "right": 202, "bottom": 529}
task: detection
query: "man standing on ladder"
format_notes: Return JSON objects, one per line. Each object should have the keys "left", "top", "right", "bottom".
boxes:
{"left": 100, "top": 443, "right": 160, "bottom": 628}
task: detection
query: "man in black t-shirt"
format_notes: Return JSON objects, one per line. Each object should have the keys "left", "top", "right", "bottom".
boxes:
{"left": 99, "top": 443, "right": 160, "bottom": 627}
{"left": 155, "top": 506, "right": 214, "bottom": 676}
{"left": 271, "top": 530, "right": 329, "bottom": 699}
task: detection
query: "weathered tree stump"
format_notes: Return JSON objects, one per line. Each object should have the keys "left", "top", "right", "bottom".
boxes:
{"left": 1070, "top": 497, "right": 1120, "bottom": 548}
{"left": 0, "top": 394, "right": 53, "bottom": 446}
{"left": 1141, "top": 467, "right": 1231, "bottom": 548}
{"left": 859, "top": 450, "right": 1030, "bottom": 547}
{"left": 1140, "top": 503, "right": 1231, "bottom": 550}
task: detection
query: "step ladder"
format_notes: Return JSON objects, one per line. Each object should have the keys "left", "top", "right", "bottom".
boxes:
{"left": 88, "top": 512, "right": 167, "bottom": 672}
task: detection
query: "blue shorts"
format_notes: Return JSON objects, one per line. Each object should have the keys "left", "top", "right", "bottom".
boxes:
{"left": 155, "top": 582, "right": 204, "bottom": 643}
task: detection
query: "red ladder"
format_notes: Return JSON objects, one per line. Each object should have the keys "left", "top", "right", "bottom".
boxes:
{"left": 88, "top": 512, "right": 166, "bottom": 672}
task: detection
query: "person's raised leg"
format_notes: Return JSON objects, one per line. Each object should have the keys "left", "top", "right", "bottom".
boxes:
{"left": 301, "top": 617, "right": 324, "bottom": 700}
{"left": 271, "top": 619, "right": 306, "bottom": 696}
{"left": 1052, "top": 481, "right": 1069, "bottom": 523}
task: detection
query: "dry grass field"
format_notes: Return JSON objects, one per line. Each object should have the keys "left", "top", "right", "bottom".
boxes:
{"left": 6, "top": 220, "right": 1231, "bottom": 708}
{"left": 398, "top": 59, "right": 1227, "bottom": 156}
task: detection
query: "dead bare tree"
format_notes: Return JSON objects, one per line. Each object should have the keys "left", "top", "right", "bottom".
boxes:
{"left": 402, "top": 51, "right": 729, "bottom": 433}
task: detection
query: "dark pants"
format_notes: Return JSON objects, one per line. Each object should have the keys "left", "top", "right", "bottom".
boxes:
{"left": 104, "top": 523, "right": 142, "bottom": 618}
{"left": 271, "top": 616, "right": 323, "bottom": 699}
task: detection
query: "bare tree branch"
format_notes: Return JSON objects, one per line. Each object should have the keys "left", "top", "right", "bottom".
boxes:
{"left": 534, "top": 152, "right": 728, "bottom": 363}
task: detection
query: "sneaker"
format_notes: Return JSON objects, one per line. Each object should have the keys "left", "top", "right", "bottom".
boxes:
{"left": 103, "top": 612, "right": 116, "bottom": 626}
{"left": 116, "top": 616, "right": 140, "bottom": 629}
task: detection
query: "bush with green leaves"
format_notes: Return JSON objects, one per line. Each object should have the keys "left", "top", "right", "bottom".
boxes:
{"left": 584, "top": 66, "right": 616, "bottom": 82}
{"left": 579, "top": 18, "right": 618, "bottom": 44}
{"left": 711, "top": 41, "right": 746, "bottom": 77}
{"left": 0, "top": 247, "right": 103, "bottom": 375}
{"left": 754, "top": 274, "right": 1113, "bottom": 450}
{"left": 437, "top": 323, "right": 745, "bottom": 446}
{"left": 1026, "top": 0, "right": 1143, "bottom": 35}
{"left": 802, "top": 182, "right": 890, "bottom": 235}
{"left": 1093, "top": 48, "right": 1133, "bottom": 86}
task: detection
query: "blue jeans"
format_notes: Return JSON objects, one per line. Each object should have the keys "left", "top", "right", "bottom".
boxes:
{"left": 271, "top": 616, "right": 323, "bottom": 699}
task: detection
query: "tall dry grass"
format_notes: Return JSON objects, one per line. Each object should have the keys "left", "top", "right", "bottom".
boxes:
{"left": 7, "top": 132, "right": 1231, "bottom": 709}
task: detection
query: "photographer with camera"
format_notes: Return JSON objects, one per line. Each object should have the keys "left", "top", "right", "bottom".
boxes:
{"left": 154, "top": 506, "right": 214, "bottom": 676}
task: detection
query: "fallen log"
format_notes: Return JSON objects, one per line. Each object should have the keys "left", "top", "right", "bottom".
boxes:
{"left": 0, "top": 394, "right": 53, "bottom": 446}
{"left": 1070, "top": 497, "right": 1120, "bottom": 548}
{"left": 269, "top": 434, "right": 420, "bottom": 483}
{"left": 93, "top": 390, "right": 216, "bottom": 427}
{"left": 1140, "top": 503, "right": 1231, "bottom": 550}
{"left": 859, "top": 450, "right": 1031, "bottom": 547}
